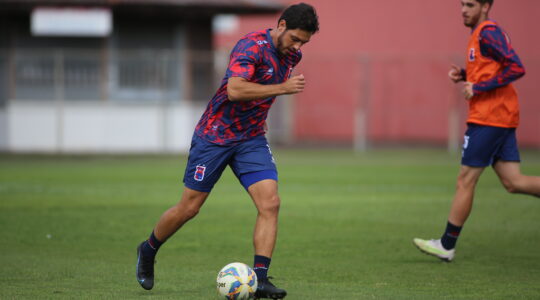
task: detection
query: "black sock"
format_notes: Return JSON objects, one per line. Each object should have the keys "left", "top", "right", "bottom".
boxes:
{"left": 440, "top": 221, "right": 462, "bottom": 250}
{"left": 253, "top": 255, "right": 271, "bottom": 281}
{"left": 142, "top": 231, "right": 164, "bottom": 258}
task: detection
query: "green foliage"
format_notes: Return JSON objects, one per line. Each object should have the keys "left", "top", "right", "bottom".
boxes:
{"left": 1, "top": 150, "right": 539, "bottom": 299}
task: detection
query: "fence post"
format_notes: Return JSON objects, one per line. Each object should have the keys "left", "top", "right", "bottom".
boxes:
{"left": 447, "top": 55, "right": 462, "bottom": 154}
{"left": 354, "top": 54, "right": 370, "bottom": 152}
{"left": 447, "top": 90, "right": 460, "bottom": 154}
{"left": 54, "top": 49, "right": 65, "bottom": 153}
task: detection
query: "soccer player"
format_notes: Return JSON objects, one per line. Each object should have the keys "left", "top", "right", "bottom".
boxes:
{"left": 413, "top": 0, "right": 540, "bottom": 262}
{"left": 136, "top": 3, "right": 319, "bottom": 298}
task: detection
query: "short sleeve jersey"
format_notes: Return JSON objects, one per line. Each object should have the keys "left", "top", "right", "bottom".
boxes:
{"left": 195, "top": 29, "right": 302, "bottom": 145}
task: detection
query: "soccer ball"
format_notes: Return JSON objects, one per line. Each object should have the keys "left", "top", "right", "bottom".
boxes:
{"left": 216, "top": 262, "right": 258, "bottom": 299}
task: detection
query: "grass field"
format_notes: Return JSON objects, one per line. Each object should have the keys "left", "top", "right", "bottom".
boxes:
{"left": 1, "top": 149, "right": 540, "bottom": 299}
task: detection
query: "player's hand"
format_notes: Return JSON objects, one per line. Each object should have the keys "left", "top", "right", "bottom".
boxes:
{"left": 463, "top": 82, "right": 475, "bottom": 100}
{"left": 449, "top": 64, "right": 464, "bottom": 83}
{"left": 282, "top": 74, "right": 305, "bottom": 95}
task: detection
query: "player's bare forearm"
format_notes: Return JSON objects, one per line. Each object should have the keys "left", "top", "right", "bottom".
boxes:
{"left": 227, "top": 79, "right": 287, "bottom": 101}
{"left": 227, "top": 75, "right": 305, "bottom": 101}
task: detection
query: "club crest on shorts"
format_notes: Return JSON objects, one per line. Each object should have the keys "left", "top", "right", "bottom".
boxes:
{"left": 194, "top": 165, "right": 206, "bottom": 181}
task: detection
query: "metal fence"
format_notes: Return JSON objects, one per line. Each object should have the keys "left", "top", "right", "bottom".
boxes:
{"left": 9, "top": 48, "right": 194, "bottom": 102}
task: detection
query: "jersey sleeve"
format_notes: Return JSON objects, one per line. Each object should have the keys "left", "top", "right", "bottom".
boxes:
{"left": 473, "top": 25, "right": 526, "bottom": 95}
{"left": 226, "top": 38, "right": 261, "bottom": 80}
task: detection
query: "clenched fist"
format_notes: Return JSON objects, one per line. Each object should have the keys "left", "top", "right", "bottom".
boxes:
{"left": 282, "top": 74, "right": 305, "bottom": 95}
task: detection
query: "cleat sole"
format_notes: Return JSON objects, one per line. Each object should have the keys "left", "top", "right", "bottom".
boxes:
{"left": 413, "top": 240, "right": 452, "bottom": 262}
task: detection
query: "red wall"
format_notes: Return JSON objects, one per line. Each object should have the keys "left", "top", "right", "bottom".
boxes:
{"left": 216, "top": 0, "right": 540, "bottom": 147}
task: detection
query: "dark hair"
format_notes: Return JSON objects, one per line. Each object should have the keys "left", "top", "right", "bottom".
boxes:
{"left": 278, "top": 3, "right": 319, "bottom": 34}
{"left": 475, "top": 0, "right": 494, "bottom": 6}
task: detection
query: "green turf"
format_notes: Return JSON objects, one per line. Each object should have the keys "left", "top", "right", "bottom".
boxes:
{"left": 1, "top": 149, "right": 539, "bottom": 299}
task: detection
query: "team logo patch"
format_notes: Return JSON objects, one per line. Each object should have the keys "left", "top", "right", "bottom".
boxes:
{"left": 468, "top": 48, "right": 475, "bottom": 62}
{"left": 194, "top": 165, "right": 206, "bottom": 181}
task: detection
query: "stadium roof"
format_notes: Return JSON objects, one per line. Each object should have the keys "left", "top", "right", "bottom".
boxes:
{"left": 0, "top": 0, "right": 285, "bottom": 15}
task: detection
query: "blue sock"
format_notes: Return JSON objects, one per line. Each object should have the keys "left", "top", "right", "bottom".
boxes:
{"left": 142, "top": 231, "right": 164, "bottom": 258}
{"left": 440, "top": 221, "right": 462, "bottom": 250}
{"left": 253, "top": 255, "right": 271, "bottom": 281}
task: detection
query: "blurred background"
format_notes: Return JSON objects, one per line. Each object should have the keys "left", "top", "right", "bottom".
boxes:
{"left": 0, "top": 0, "right": 539, "bottom": 154}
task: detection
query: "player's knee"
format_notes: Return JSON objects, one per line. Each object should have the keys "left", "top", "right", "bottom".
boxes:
{"left": 258, "top": 194, "right": 281, "bottom": 215}
{"left": 456, "top": 175, "right": 477, "bottom": 191}
{"left": 500, "top": 178, "right": 520, "bottom": 194}
{"left": 185, "top": 207, "right": 201, "bottom": 219}
{"left": 173, "top": 200, "right": 202, "bottom": 220}
{"left": 177, "top": 190, "right": 207, "bottom": 219}
{"left": 506, "top": 185, "right": 519, "bottom": 194}
{"left": 169, "top": 204, "right": 199, "bottom": 222}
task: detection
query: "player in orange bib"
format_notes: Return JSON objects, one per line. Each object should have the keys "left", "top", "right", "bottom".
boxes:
{"left": 413, "top": 0, "right": 540, "bottom": 262}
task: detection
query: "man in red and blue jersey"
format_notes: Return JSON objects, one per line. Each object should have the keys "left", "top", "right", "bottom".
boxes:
{"left": 136, "top": 3, "right": 319, "bottom": 298}
{"left": 414, "top": 0, "right": 540, "bottom": 262}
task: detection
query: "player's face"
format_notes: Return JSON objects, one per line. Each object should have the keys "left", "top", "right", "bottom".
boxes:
{"left": 275, "top": 20, "right": 312, "bottom": 56}
{"left": 461, "top": 0, "right": 489, "bottom": 28}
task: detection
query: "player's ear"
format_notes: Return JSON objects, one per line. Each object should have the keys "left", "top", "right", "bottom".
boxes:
{"left": 481, "top": 2, "right": 491, "bottom": 14}
{"left": 277, "top": 19, "right": 287, "bottom": 32}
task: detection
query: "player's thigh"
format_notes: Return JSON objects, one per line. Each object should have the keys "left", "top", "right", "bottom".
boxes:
{"left": 493, "top": 161, "right": 522, "bottom": 184}
{"left": 183, "top": 135, "right": 234, "bottom": 193}
{"left": 457, "top": 164, "right": 485, "bottom": 186}
{"left": 247, "top": 179, "right": 280, "bottom": 212}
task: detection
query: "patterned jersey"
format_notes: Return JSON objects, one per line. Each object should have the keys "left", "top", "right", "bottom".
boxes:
{"left": 195, "top": 29, "right": 302, "bottom": 145}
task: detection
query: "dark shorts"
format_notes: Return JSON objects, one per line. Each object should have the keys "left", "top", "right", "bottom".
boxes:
{"left": 461, "top": 123, "right": 520, "bottom": 167}
{"left": 183, "top": 134, "right": 277, "bottom": 192}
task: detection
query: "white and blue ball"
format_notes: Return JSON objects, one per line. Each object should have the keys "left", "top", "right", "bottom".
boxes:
{"left": 216, "top": 262, "right": 258, "bottom": 299}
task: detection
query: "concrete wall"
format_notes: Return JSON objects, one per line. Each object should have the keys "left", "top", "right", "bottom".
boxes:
{"left": 0, "top": 110, "right": 7, "bottom": 150}
{"left": 5, "top": 102, "right": 203, "bottom": 153}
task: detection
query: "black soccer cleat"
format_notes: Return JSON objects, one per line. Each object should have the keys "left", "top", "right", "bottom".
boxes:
{"left": 136, "top": 241, "right": 155, "bottom": 290}
{"left": 254, "top": 277, "right": 287, "bottom": 299}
